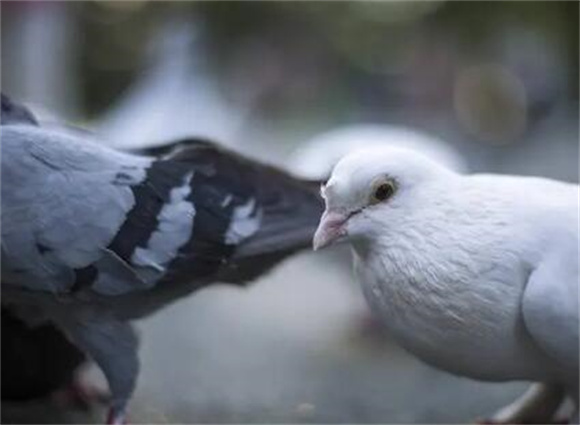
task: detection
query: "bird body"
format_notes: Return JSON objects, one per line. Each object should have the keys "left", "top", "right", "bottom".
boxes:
{"left": 314, "top": 147, "right": 578, "bottom": 421}
{"left": 355, "top": 173, "right": 576, "bottom": 382}
{"left": 1, "top": 94, "right": 323, "bottom": 423}
{"left": 1, "top": 95, "right": 91, "bottom": 406}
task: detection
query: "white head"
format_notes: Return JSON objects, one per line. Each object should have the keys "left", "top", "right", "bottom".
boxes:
{"left": 313, "top": 147, "right": 455, "bottom": 250}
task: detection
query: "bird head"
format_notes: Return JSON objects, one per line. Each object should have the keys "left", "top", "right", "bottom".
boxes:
{"left": 313, "top": 147, "right": 454, "bottom": 250}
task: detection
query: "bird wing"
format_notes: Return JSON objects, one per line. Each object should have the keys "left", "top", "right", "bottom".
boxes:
{"left": 522, "top": 245, "right": 579, "bottom": 378}
{"left": 141, "top": 139, "right": 324, "bottom": 287}
{"left": 2, "top": 127, "right": 322, "bottom": 299}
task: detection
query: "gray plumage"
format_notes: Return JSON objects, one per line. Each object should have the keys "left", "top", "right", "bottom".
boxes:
{"left": 3, "top": 126, "right": 151, "bottom": 294}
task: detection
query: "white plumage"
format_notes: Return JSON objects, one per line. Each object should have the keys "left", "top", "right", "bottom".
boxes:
{"left": 313, "top": 147, "right": 578, "bottom": 423}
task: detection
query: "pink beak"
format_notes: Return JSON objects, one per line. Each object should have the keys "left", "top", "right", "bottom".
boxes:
{"left": 313, "top": 210, "right": 348, "bottom": 251}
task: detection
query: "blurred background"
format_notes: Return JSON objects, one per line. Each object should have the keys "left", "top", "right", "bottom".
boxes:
{"left": 1, "top": 1, "right": 578, "bottom": 423}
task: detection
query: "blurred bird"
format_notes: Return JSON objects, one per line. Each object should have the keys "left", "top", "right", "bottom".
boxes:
{"left": 1, "top": 95, "right": 323, "bottom": 424}
{"left": 290, "top": 124, "right": 468, "bottom": 180}
{"left": 314, "top": 147, "right": 578, "bottom": 423}
{"left": 97, "top": 19, "right": 248, "bottom": 152}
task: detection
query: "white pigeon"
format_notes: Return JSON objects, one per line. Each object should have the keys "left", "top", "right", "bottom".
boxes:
{"left": 313, "top": 146, "right": 579, "bottom": 423}
{"left": 291, "top": 125, "right": 469, "bottom": 339}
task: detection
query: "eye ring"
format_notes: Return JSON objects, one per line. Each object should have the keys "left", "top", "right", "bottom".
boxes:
{"left": 370, "top": 180, "right": 396, "bottom": 204}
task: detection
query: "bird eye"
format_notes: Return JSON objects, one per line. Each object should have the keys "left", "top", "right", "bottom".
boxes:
{"left": 370, "top": 180, "right": 396, "bottom": 204}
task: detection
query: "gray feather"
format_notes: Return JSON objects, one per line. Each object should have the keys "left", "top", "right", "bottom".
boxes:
{"left": 1, "top": 126, "right": 151, "bottom": 293}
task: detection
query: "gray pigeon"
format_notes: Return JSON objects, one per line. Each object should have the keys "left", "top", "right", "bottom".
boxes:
{"left": 314, "top": 147, "right": 578, "bottom": 423}
{"left": 1, "top": 95, "right": 323, "bottom": 424}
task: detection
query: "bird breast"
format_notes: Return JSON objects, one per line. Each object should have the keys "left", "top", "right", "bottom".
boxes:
{"left": 351, "top": 228, "right": 551, "bottom": 382}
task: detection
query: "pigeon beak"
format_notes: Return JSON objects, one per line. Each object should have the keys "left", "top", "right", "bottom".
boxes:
{"left": 313, "top": 210, "right": 348, "bottom": 251}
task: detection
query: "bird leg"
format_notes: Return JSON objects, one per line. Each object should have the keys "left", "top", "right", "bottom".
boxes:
{"left": 482, "top": 383, "right": 565, "bottom": 424}
{"left": 54, "top": 311, "right": 139, "bottom": 425}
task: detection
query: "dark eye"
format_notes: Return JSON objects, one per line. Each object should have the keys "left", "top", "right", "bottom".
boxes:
{"left": 371, "top": 181, "right": 396, "bottom": 204}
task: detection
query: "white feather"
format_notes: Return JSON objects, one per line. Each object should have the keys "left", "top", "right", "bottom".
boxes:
{"left": 225, "top": 199, "right": 261, "bottom": 245}
{"left": 131, "top": 172, "right": 195, "bottom": 285}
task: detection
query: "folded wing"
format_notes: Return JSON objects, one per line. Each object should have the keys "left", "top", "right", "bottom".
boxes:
{"left": 2, "top": 127, "right": 322, "bottom": 299}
